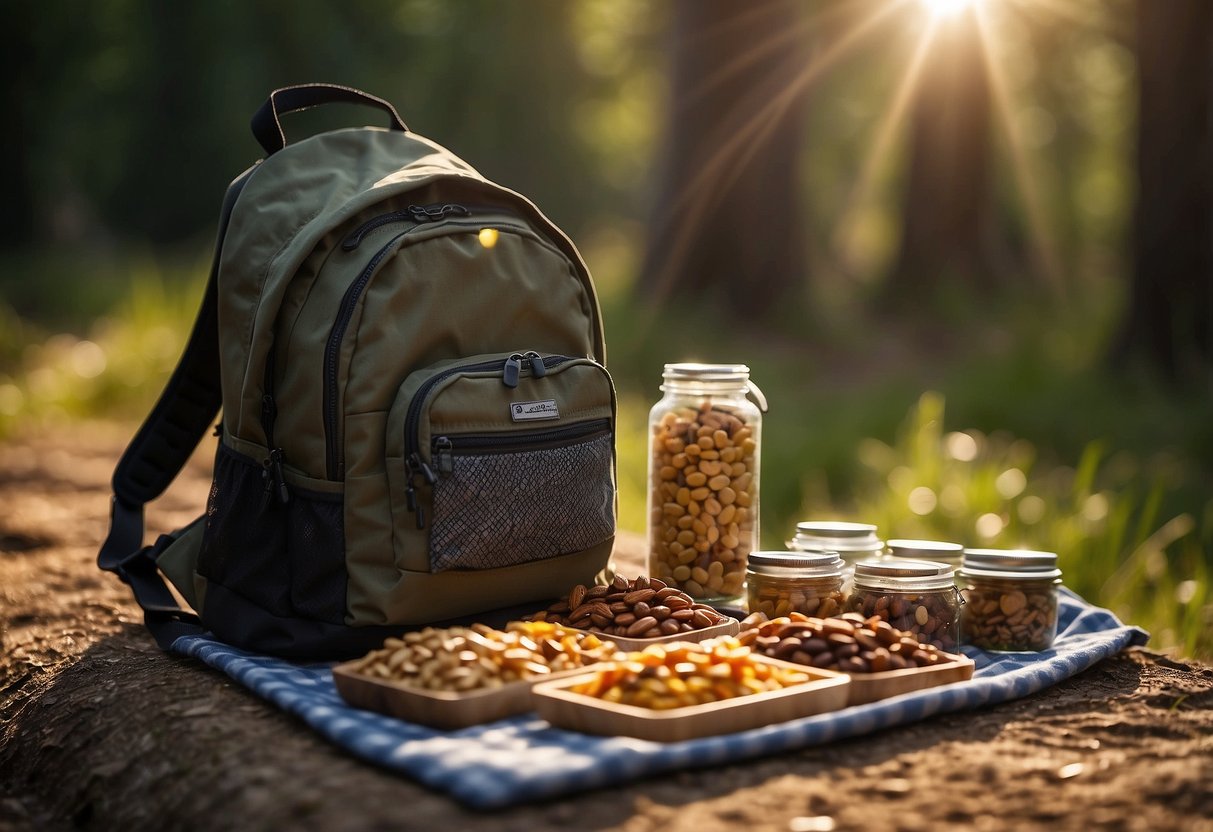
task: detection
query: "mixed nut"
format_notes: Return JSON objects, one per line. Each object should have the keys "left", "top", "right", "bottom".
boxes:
{"left": 737, "top": 611, "right": 953, "bottom": 672}
{"left": 845, "top": 587, "right": 960, "bottom": 652}
{"left": 961, "top": 579, "right": 1059, "bottom": 651}
{"left": 346, "top": 620, "right": 621, "bottom": 692}
{"left": 568, "top": 638, "right": 811, "bottom": 710}
{"left": 528, "top": 574, "right": 730, "bottom": 638}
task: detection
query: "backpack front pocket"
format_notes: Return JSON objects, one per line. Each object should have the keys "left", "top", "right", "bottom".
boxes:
{"left": 429, "top": 420, "right": 613, "bottom": 570}
{"left": 385, "top": 350, "right": 616, "bottom": 573}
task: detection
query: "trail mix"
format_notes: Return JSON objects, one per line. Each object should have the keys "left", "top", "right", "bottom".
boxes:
{"left": 568, "top": 638, "right": 811, "bottom": 710}
{"left": 347, "top": 621, "right": 621, "bottom": 692}
{"left": 529, "top": 574, "right": 730, "bottom": 639}
{"left": 737, "top": 611, "right": 953, "bottom": 672}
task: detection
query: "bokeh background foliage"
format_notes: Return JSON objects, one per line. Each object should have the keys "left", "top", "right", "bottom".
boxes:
{"left": 2, "top": 0, "right": 1209, "bottom": 657}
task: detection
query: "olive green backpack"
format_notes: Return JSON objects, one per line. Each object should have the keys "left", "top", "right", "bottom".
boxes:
{"left": 99, "top": 84, "right": 615, "bottom": 658}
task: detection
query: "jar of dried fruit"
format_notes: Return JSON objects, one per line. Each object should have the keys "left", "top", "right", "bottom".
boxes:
{"left": 746, "top": 550, "right": 847, "bottom": 619}
{"left": 646, "top": 363, "right": 766, "bottom": 604}
{"left": 845, "top": 559, "right": 961, "bottom": 652}
{"left": 959, "top": 549, "right": 1063, "bottom": 652}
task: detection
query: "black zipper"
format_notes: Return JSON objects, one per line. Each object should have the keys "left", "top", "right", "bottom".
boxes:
{"left": 322, "top": 207, "right": 559, "bottom": 480}
{"left": 342, "top": 203, "right": 470, "bottom": 251}
{"left": 431, "top": 418, "right": 611, "bottom": 475}
{"left": 259, "top": 344, "right": 289, "bottom": 506}
{"left": 402, "top": 352, "right": 575, "bottom": 527}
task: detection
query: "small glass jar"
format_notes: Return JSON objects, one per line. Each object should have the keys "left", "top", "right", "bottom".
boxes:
{"left": 960, "top": 549, "right": 1062, "bottom": 652}
{"left": 746, "top": 550, "right": 847, "bottom": 619}
{"left": 646, "top": 363, "right": 766, "bottom": 604}
{"left": 887, "top": 539, "right": 964, "bottom": 585}
{"left": 845, "top": 558, "right": 961, "bottom": 652}
{"left": 789, "top": 521, "right": 884, "bottom": 590}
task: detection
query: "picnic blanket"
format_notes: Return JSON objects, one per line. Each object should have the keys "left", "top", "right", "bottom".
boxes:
{"left": 170, "top": 588, "right": 1148, "bottom": 809}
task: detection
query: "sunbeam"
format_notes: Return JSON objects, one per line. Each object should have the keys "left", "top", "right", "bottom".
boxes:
{"left": 832, "top": 15, "right": 940, "bottom": 276}
{"left": 974, "top": 0, "right": 1066, "bottom": 297}
{"left": 646, "top": 0, "right": 915, "bottom": 312}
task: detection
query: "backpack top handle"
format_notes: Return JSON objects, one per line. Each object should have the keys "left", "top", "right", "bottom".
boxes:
{"left": 251, "top": 83, "right": 408, "bottom": 155}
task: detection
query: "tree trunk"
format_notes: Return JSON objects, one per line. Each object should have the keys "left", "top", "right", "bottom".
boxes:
{"left": 887, "top": 8, "right": 995, "bottom": 300}
{"left": 638, "top": 0, "right": 808, "bottom": 319}
{"left": 1113, "top": 0, "right": 1213, "bottom": 382}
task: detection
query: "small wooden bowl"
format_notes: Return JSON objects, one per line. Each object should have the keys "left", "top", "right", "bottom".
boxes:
{"left": 531, "top": 657, "right": 850, "bottom": 743}
{"left": 843, "top": 653, "right": 975, "bottom": 706}
{"left": 331, "top": 663, "right": 586, "bottom": 730}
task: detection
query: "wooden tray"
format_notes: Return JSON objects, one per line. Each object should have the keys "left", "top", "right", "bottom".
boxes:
{"left": 568, "top": 617, "right": 740, "bottom": 652}
{"left": 844, "top": 653, "right": 975, "bottom": 706}
{"left": 531, "top": 658, "right": 850, "bottom": 742}
{"left": 332, "top": 662, "right": 586, "bottom": 730}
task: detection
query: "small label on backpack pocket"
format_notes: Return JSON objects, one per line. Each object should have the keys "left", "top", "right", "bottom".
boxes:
{"left": 510, "top": 399, "right": 560, "bottom": 421}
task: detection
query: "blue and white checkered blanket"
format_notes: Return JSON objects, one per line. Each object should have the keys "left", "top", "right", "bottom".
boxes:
{"left": 171, "top": 588, "right": 1147, "bottom": 809}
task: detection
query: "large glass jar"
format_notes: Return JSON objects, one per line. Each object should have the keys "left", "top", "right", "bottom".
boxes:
{"left": 845, "top": 559, "right": 961, "bottom": 652}
{"left": 960, "top": 548, "right": 1062, "bottom": 652}
{"left": 647, "top": 363, "right": 765, "bottom": 604}
{"left": 746, "top": 550, "right": 847, "bottom": 619}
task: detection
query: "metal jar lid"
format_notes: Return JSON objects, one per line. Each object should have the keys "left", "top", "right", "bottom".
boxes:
{"left": 887, "top": 539, "right": 964, "bottom": 563}
{"left": 960, "top": 548, "right": 1062, "bottom": 580}
{"left": 790, "top": 521, "right": 883, "bottom": 553}
{"left": 747, "top": 550, "right": 846, "bottom": 578}
{"left": 661, "top": 363, "right": 768, "bottom": 412}
{"left": 852, "top": 557, "right": 955, "bottom": 591}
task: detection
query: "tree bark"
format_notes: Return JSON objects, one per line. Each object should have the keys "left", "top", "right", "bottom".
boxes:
{"left": 638, "top": 0, "right": 809, "bottom": 319}
{"left": 1113, "top": 0, "right": 1213, "bottom": 382}
{"left": 887, "top": 8, "right": 995, "bottom": 300}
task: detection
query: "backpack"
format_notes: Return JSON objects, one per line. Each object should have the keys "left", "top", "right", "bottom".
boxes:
{"left": 98, "top": 84, "right": 616, "bottom": 659}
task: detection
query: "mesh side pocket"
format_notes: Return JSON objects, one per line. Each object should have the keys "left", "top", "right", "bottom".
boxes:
{"left": 287, "top": 489, "right": 347, "bottom": 623}
{"left": 429, "top": 433, "right": 614, "bottom": 571}
{"left": 197, "top": 443, "right": 292, "bottom": 617}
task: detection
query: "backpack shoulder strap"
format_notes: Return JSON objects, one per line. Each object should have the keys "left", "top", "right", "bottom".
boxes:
{"left": 98, "top": 166, "right": 254, "bottom": 648}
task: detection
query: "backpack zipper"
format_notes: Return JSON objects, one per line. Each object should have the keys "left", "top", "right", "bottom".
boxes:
{"left": 431, "top": 418, "right": 611, "bottom": 475}
{"left": 322, "top": 207, "right": 559, "bottom": 480}
{"left": 402, "top": 352, "right": 572, "bottom": 528}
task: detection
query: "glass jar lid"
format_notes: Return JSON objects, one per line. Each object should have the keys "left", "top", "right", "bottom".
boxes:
{"left": 747, "top": 550, "right": 846, "bottom": 577}
{"left": 887, "top": 539, "right": 964, "bottom": 562}
{"left": 661, "top": 363, "right": 768, "bottom": 411}
{"left": 790, "top": 521, "right": 883, "bottom": 553}
{"left": 852, "top": 557, "right": 955, "bottom": 590}
{"left": 960, "top": 548, "right": 1062, "bottom": 580}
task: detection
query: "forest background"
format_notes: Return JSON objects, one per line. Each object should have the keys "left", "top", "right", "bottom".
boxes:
{"left": 1, "top": 0, "right": 1209, "bottom": 657}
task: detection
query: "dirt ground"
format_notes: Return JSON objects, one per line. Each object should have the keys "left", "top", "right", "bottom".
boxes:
{"left": 1, "top": 425, "right": 1211, "bottom": 832}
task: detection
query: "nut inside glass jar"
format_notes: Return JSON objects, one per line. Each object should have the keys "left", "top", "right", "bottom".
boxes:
{"left": 959, "top": 548, "right": 1063, "bottom": 652}
{"left": 844, "top": 558, "right": 961, "bottom": 652}
{"left": 745, "top": 550, "right": 847, "bottom": 619}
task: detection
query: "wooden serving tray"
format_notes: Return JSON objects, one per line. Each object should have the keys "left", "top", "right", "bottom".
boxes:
{"left": 844, "top": 653, "right": 975, "bottom": 706}
{"left": 332, "top": 662, "right": 585, "bottom": 730}
{"left": 569, "top": 617, "right": 740, "bottom": 652}
{"left": 530, "top": 658, "right": 850, "bottom": 743}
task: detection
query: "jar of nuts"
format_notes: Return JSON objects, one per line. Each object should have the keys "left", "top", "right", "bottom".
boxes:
{"left": 959, "top": 549, "right": 1063, "bottom": 652}
{"left": 647, "top": 363, "right": 766, "bottom": 604}
{"left": 886, "top": 539, "right": 964, "bottom": 585}
{"left": 746, "top": 550, "right": 847, "bottom": 619}
{"left": 845, "top": 559, "right": 961, "bottom": 652}
{"left": 788, "top": 521, "right": 884, "bottom": 589}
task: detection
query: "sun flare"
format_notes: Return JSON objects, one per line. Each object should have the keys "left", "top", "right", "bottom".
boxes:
{"left": 920, "top": 0, "right": 977, "bottom": 18}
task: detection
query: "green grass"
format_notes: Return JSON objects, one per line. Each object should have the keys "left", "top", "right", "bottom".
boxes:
{"left": 2, "top": 248, "right": 1209, "bottom": 658}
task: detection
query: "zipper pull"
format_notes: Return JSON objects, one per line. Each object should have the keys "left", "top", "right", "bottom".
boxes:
{"left": 405, "top": 453, "right": 436, "bottom": 530}
{"left": 434, "top": 437, "right": 454, "bottom": 475}
{"left": 409, "top": 203, "right": 470, "bottom": 223}
{"left": 525, "top": 351, "right": 547, "bottom": 378}
{"left": 503, "top": 354, "right": 523, "bottom": 388}
{"left": 268, "top": 448, "right": 290, "bottom": 504}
